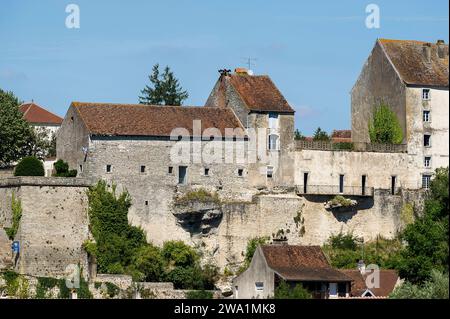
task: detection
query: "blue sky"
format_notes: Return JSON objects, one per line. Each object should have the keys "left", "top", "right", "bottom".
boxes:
{"left": 1, "top": 0, "right": 448, "bottom": 135}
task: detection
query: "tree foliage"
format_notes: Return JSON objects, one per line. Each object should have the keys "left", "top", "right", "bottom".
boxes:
{"left": 313, "top": 127, "right": 330, "bottom": 141}
{"left": 294, "top": 129, "right": 306, "bottom": 140}
{"left": 0, "top": 89, "right": 34, "bottom": 166}
{"left": 368, "top": 103, "right": 403, "bottom": 144}
{"left": 14, "top": 156, "right": 45, "bottom": 176}
{"left": 139, "top": 64, "right": 188, "bottom": 106}
{"left": 274, "top": 281, "right": 312, "bottom": 299}
{"left": 390, "top": 270, "right": 449, "bottom": 299}
{"left": 396, "top": 167, "right": 449, "bottom": 283}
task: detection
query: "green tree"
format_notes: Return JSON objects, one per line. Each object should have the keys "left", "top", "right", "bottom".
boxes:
{"left": 0, "top": 89, "right": 34, "bottom": 166}
{"left": 390, "top": 270, "right": 449, "bottom": 299}
{"left": 396, "top": 167, "right": 449, "bottom": 283}
{"left": 14, "top": 156, "right": 45, "bottom": 176}
{"left": 131, "top": 245, "right": 164, "bottom": 282}
{"left": 274, "top": 281, "right": 312, "bottom": 299}
{"left": 312, "top": 127, "right": 330, "bottom": 141}
{"left": 294, "top": 129, "right": 306, "bottom": 140}
{"left": 139, "top": 64, "right": 189, "bottom": 106}
{"left": 368, "top": 103, "right": 403, "bottom": 144}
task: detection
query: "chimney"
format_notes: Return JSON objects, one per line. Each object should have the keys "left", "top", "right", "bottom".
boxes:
{"left": 436, "top": 40, "right": 447, "bottom": 59}
{"left": 357, "top": 260, "right": 366, "bottom": 274}
{"left": 234, "top": 67, "right": 253, "bottom": 76}
{"left": 422, "top": 43, "right": 432, "bottom": 63}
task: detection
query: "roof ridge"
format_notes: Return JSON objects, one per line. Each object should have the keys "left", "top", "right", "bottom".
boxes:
{"left": 72, "top": 102, "right": 218, "bottom": 110}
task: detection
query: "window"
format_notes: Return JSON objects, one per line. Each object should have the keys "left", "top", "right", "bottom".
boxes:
{"left": 423, "top": 110, "right": 431, "bottom": 122}
{"left": 267, "top": 166, "right": 274, "bottom": 179}
{"left": 391, "top": 176, "right": 397, "bottom": 195}
{"left": 424, "top": 134, "right": 431, "bottom": 147}
{"left": 168, "top": 166, "right": 173, "bottom": 174}
{"left": 145, "top": 201, "right": 149, "bottom": 206}
{"left": 303, "top": 172, "right": 309, "bottom": 194}
{"left": 255, "top": 282, "right": 264, "bottom": 292}
{"left": 106, "top": 164, "right": 112, "bottom": 173}
{"left": 422, "top": 89, "right": 431, "bottom": 100}
{"left": 362, "top": 175, "right": 367, "bottom": 196}
{"left": 422, "top": 175, "right": 432, "bottom": 190}
{"left": 268, "top": 134, "right": 279, "bottom": 151}
{"left": 79, "top": 165, "right": 83, "bottom": 173}
{"left": 339, "top": 175, "right": 344, "bottom": 193}
{"left": 178, "top": 166, "right": 187, "bottom": 185}
{"left": 237, "top": 169, "right": 244, "bottom": 177}
{"left": 140, "top": 165, "right": 146, "bottom": 173}
{"left": 204, "top": 168, "right": 210, "bottom": 176}
{"left": 268, "top": 113, "right": 279, "bottom": 129}
{"left": 424, "top": 156, "right": 432, "bottom": 168}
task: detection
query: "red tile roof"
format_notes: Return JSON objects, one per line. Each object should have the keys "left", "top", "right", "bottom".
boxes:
{"left": 261, "top": 245, "right": 352, "bottom": 282}
{"left": 228, "top": 74, "right": 295, "bottom": 113}
{"left": 341, "top": 269, "right": 400, "bottom": 297}
{"left": 19, "top": 102, "right": 63, "bottom": 125}
{"left": 72, "top": 102, "right": 246, "bottom": 138}
{"left": 379, "top": 39, "right": 449, "bottom": 87}
{"left": 331, "top": 130, "right": 352, "bottom": 143}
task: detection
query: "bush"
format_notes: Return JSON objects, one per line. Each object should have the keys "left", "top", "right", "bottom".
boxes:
{"left": 4, "top": 193, "right": 22, "bottom": 240}
{"left": 186, "top": 290, "right": 213, "bottom": 299}
{"left": 35, "top": 277, "right": 59, "bottom": 299}
{"left": 328, "top": 232, "right": 360, "bottom": 250}
{"left": 14, "top": 156, "right": 44, "bottom": 176}
{"left": 390, "top": 270, "right": 449, "bottom": 299}
{"left": 53, "top": 159, "right": 77, "bottom": 177}
{"left": 274, "top": 281, "right": 312, "bottom": 299}
{"left": 368, "top": 103, "right": 403, "bottom": 144}
{"left": 175, "top": 189, "right": 220, "bottom": 205}
{"left": 238, "top": 236, "right": 270, "bottom": 274}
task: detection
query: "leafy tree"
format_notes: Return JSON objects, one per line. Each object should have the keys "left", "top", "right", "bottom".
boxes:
{"left": 186, "top": 289, "right": 213, "bottom": 299}
{"left": 396, "top": 168, "right": 449, "bottom": 283}
{"left": 162, "top": 240, "right": 198, "bottom": 268}
{"left": 274, "top": 281, "right": 312, "bottom": 299}
{"left": 0, "top": 89, "right": 34, "bottom": 166}
{"left": 294, "top": 129, "right": 306, "bottom": 140}
{"left": 139, "top": 64, "right": 188, "bottom": 106}
{"left": 368, "top": 103, "right": 403, "bottom": 144}
{"left": 313, "top": 127, "right": 330, "bottom": 141}
{"left": 14, "top": 156, "right": 45, "bottom": 176}
{"left": 390, "top": 270, "right": 449, "bottom": 299}
{"left": 131, "top": 245, "right": 164, "bottom": 282}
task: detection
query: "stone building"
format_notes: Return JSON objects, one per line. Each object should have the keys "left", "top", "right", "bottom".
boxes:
{"left": 232, "top": 244, "right": 352, "bottom": 299}
{"left": 351, "top": 39, "right": 449, "bottom": 188}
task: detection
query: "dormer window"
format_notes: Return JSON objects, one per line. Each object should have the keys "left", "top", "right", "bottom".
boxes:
{"left": 422, "top": 89, "right": 431, "bottom": 101}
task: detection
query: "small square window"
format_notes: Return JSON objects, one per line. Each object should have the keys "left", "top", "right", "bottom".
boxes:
{"left": 424, "top": 157, "right": 432, "bottom": 168}
{"left": 140, "top": 165, "right": 146, "bottom": 173}
{"left": 422, "top": 89, "right": 431, "bottom": 100}
{"left": 424, "top": 134, "right": 431, "bottom": 147}
{"left": 145, "top": 201, "right": 149, "bottom": 206}
{"left": 238, "top": 169, "right": 244, "bottom": 177}
{"left": 168, "top": 166, "right": 173, "bottom": 174}
{"left": 422, "top": 175, "right": 432, "bottom": 189}
{"left": 255, "top": 282, "right": 264, "bottom": 292}
{"left": 267, "top": 166, "right": 273, "bottom": 178}
{"left": 423, "top": 111, "right": 431, "bottom": 122}
{"left": 106, "top": 165, "right": 112, "bottom": 173}
{"left": 204, "top": 168, "right": 210, "bottom": 176}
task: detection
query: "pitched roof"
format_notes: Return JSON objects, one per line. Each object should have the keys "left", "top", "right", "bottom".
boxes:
{"left": 379, "top": 39, "right": 449, "bottom": 87}
{"left": 261, "top": 245, "right": 352, "bottom": 282}
{"left": 71, "top": 102, "right": 245, "bottom": 138}
{"left": 228, "top": 74, "right": 295, "bottom": 113}
{"left": 19, "top": 102, "right": 63, "bottom": 125}
{"left": 341, "top": 269, "right": 400, "bottom": 297}
{"left": 331, "top": 130, "right": 352, "bottom": 143}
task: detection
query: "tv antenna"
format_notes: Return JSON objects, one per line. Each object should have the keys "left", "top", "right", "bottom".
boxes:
{"left": 242, "top": 57, "right": 257, "bottom": 70}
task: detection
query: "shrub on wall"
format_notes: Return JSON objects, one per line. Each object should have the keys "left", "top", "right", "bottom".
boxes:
{"left": 186, "top": 289, "right": 213, "bottom": 299}
{"left": 14, "top": 156, "right": 44, "bottom": 176}
{"left": 53, "top": 159, "right": 77, "bottom": 177}
{"left": 4, "top": 193, "right": 22, "bottom": 240}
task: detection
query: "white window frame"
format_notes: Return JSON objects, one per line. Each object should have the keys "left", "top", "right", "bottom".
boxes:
{"left": 255, "top": 282, "right": 264, "bottom": 292}
{"left": 424, "top": 156, "right": 432, "bottom": 168}
{"left": 268, "top": 134, "right": 280, "bottom": 151}
{"left": 422, "top": 174, "right": 432, "bottom": 190}
{"left": 268, "top": 113, "right": 279, "bottom": 130}
{"left": 422, "top": 89, "right": 431, "bottom": 101}
{"left": 423, "top": 110, "right": 431, "bottom": 122}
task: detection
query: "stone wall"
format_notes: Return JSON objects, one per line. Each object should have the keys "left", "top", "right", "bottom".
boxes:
{"left": 0, "top": 177, "right": 91, "bottom": 278}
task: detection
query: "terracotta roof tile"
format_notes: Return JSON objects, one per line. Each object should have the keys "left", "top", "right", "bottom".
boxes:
{"left": 228, "top": 75, "right": 295, "bottom": 113}
{"left": 261, "top": 245, "right": 352, "bottom": 282}
{"left": 341, "top": 269, "right": 400, "bottom": 297}
{"left": 379, "top": 39, "right": 449, "bottom": 87}
{"left": 72, "top": 102, "right": 245, "bottom": 138}
{"left": 19, "top": 102, "right": 63, "bottom": 125}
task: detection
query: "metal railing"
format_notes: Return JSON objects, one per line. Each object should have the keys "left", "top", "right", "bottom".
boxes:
{"left": 296, "top": 185, "right": 375, "bottom": 197}
{"left": 295, "top": 140, "right": 407, "bottom": 153}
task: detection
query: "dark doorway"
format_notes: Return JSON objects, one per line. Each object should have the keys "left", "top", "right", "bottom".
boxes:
{"left": 303, "top": 173, "right": 309, "bottom": 194}
{"left": 362, "top": 175, "right": 367, "bottom": 196}
{"left": 339, "top": 175, "right": 344, "bottom": 194}
{"left": 391, "top": 176, "right": 397, "bottom": 195}
{"left": 179, "top": 166, "right": 187, "bottom": 185}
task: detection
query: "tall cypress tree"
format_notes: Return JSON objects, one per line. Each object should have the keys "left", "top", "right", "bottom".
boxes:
{"left": 139, "top": 64, "right": 188, "bottom": 106}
